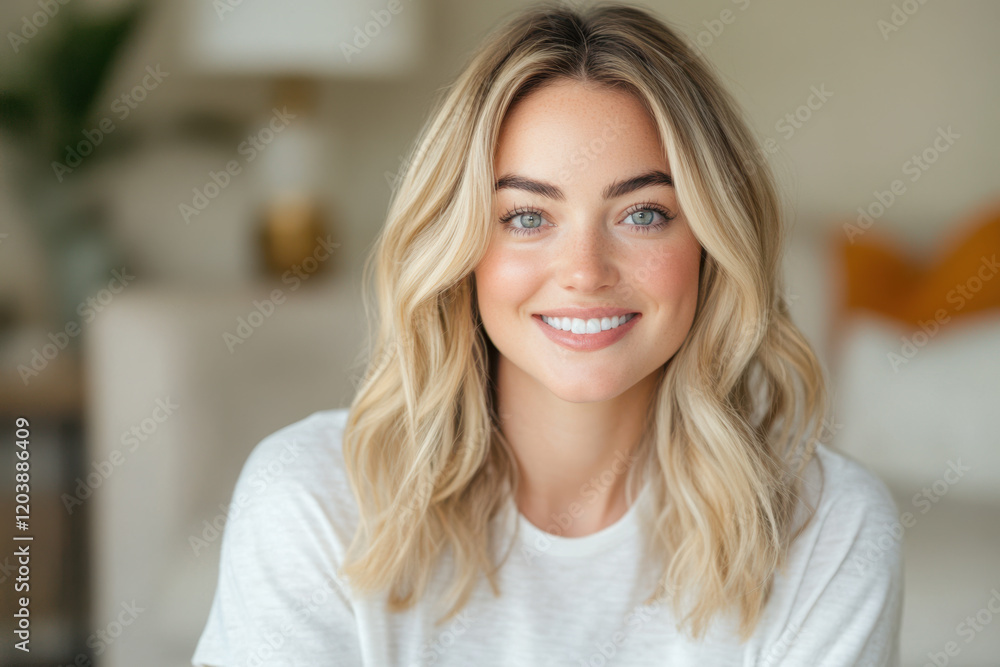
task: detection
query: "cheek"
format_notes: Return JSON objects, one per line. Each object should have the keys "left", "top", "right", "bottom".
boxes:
{"left": 633, "top": 243, "right": 701, "bottom": 317}
{"left": 473, "top": 245, "right": 540, "bottom": 314}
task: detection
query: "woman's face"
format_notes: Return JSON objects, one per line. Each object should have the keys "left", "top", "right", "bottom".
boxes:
{"left": 474, "top": 79, "right": 703, "bottom": 404}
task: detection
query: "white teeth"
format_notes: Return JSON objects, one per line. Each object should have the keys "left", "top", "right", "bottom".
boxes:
{"left": 541, "top": 313, "right": 636, "bottom": 334}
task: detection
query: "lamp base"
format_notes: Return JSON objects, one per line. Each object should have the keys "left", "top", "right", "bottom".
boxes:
{"left": 257, "top": 194, "right": 334, "bottom": 279}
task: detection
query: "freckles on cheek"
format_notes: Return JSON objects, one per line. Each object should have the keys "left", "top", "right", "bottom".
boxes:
{"left": 633, "top": 246, "right": 701, "bottom": 308}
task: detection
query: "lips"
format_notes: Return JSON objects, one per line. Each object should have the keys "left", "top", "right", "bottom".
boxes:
{"left": 532, "top": 311, "right": 641, "bottom": 351}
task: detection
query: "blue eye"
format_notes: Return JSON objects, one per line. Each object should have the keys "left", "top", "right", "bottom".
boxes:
{"left": 621, "top": 203, "right": 677, "bottom": 234}
{"left": 498, "top": 202, "right": 676, "bottom": 237}
{"left": 498, "top": 208, "right": 548, "bottom": 237}
{"left": 628, "top": 210, "right": 657, "bottom": 226}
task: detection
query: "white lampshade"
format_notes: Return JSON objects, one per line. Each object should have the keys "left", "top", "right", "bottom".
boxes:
{"left": 183, "top": 0, "right": 427, "bottom": 78}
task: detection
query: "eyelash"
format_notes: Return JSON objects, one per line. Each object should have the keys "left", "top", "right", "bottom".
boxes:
{"left": 498, "top": 201, "right": 677, "bottom": 237}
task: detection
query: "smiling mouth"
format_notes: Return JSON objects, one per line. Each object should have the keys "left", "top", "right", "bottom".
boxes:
{"left": 538, "top": 312, "right": 639, "bottom": 334}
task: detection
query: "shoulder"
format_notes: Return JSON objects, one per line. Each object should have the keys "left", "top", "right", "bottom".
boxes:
{"left": 788, "top": 441, "right": 904, "bottom": 583}
{"left": 807, "top": 442, "right": 901, "bottom": 534}
{"left": 238, "top": 407, "right": 352, "bottom": 488}
{"left": 748, "top": 444, "right": 905, "bottom": 665}
{"left": 192, "top": 408, "right": 365, "bottom": 665}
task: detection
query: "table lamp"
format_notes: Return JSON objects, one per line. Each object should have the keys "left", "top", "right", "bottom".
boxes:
{"left": 181, "top": 0, "right": 427, "bottom": 278}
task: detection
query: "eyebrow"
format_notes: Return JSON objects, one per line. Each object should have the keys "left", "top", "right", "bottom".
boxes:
{"left": 494, "top": 169, "right": 673, "bottom": 201}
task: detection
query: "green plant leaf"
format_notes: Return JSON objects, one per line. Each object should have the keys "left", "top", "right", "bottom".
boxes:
{"left": 45, "top": 2, "right": 148, "bottom": 135}
{"left": 0, "top": 90, "right": 38, "bottom": 140}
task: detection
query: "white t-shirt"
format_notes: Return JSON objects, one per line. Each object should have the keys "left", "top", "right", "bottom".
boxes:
{"left": 191, "top": 408, "right": 903, "bottom": 667}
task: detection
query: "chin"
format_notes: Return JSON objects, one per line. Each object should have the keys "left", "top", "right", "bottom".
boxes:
{"left": 541, "top": 378, "right": 631, "bottom": 404}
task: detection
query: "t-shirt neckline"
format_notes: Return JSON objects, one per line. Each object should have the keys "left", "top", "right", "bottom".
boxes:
{"left": 507, "top": 481, "right": 652, "bottom": 558}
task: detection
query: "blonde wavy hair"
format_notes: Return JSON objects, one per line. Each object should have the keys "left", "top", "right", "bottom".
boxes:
{"left": 340, "top": 0, "right": 829, "bottom": 642}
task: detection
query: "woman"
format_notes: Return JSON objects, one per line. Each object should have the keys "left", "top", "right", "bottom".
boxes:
{"left": 192, "top": 3, "right": 903, "bottom": 666}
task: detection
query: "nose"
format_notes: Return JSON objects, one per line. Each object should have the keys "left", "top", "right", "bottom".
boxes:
{"left": 554, "top": 220, "right": 620, "bottom": 293}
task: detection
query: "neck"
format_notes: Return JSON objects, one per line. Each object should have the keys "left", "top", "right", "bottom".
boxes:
{"left": 494, "top": 353, "right": 658, "bottom": 537}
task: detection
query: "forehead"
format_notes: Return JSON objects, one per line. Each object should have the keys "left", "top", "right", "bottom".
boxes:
{"left": 494, "top": 80, "right": 666, "bottom": 176}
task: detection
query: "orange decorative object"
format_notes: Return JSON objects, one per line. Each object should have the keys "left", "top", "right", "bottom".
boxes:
{"left": 836, "top": 200, "right": 1000, "bottom": 328}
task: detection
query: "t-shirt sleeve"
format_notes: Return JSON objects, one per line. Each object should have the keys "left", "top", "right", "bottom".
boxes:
{"left": 191, "top": 431, "right": 364, "bottom": 666}
{"left": 760, "top": 464, "right": 904, "bottom": 667}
